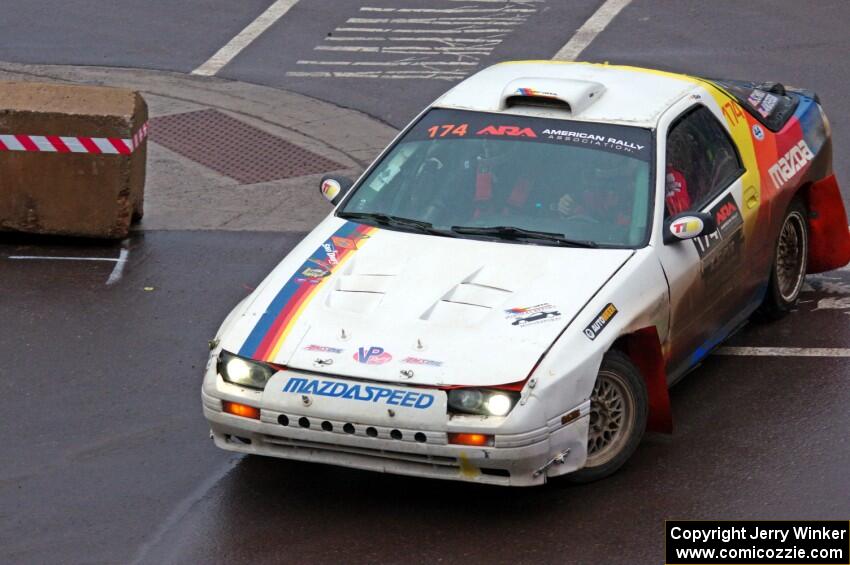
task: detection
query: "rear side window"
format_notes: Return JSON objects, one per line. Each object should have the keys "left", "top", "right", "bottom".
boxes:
{"left": 665, "top": 106, "right": 744, "bottom": 216}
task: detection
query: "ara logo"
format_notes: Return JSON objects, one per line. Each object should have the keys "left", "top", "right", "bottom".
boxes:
{"left": 476, "top": 125, "right": 537, "bottom": 138}
{"left": 354, "top": 346, "right": 392, "bottom": 365}
{"left": 768, "top": 140, "right": 814, "bottom": 189}
{"left": 751, "top": 123, "right": 765, "bottom": 141}
{"left": 715, "top": 201, "right": 739, "bottom": 224}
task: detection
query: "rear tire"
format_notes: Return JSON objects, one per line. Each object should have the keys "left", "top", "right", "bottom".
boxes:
{"left": 566, "top": 350, "right": 648, "bottom": 483}
{"left": 759, "top": 198, "right": 808, "bottom": 320}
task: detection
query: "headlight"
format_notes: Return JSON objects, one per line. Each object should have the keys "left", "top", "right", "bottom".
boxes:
{"left": 447, "top": 388, "right": 520, "bottom": 416}
{"left": 217, "top": 350, "right": 276, "bottom": 390}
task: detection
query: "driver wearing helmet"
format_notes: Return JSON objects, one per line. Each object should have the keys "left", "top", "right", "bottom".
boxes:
{"left": 552, "top": 157, "right": 638, "bottom": 226}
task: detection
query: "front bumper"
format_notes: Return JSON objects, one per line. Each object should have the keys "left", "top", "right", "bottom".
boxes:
{"left": 202, "top": 364, "right": 589, "bottom": 487}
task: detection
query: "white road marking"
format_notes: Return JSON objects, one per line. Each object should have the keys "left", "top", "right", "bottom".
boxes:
{"left": 9, "top": 256, "right": 122, "bottom": 262}
{"left": 293, "top": 2, "right": 541, "bottom": 81}
{"left": 10, "top": 239, "right": 130, "bottom": 286}
{"left": 192, "top": 0, "right": 300, "bottom": 76}
{"left": 105, "top": 240, "right": 130, "bottom": 286}
{"left": 327, "top": 35, "right": 502, "bottom": 42}
{"left": 335, "top": 26, "right": 515, "bottom": 34}
{"left": 715, "top": 347, "right": 850, "bottom": 358}
{"left": 449, "top": 0, "right": 544, "bottom": 3}
{"left": 347, "top": 17, "right": 526, "bottom": 25}
{"left": 361, "top": 7, "right": 536, "bottom": 13}
{"left": 552, "top": 0, "right": 632, "bottom": 61}
{"left": 286, "top": 70, "right": 467, "bottom": 80}
{"left": 298, "top": 59, "right": 478, "bottom": 67}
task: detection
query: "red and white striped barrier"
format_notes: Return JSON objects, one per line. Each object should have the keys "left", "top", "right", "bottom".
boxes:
{"left": 0, "top": 122, "right": 149, "bottom": 155}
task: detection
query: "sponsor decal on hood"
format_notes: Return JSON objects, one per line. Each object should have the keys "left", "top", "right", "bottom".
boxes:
{"left": 237, "top": 222, "right": 376, "bottom": 362}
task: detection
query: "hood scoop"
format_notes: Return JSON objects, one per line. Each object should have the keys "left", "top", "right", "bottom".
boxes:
{"left": 421, "top": 269, "right": 513, "bottom": 325}
{"left": 326, "top": 257, "right": 397, "bottom": 314}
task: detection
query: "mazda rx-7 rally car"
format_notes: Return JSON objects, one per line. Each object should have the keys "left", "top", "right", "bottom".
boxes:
{"left": 202, "top": 61, "right": 850, "bottom": 486}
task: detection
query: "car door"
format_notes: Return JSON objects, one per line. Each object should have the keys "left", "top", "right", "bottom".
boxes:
{"left": 655, "top": 103, "right": 748, "bottom": 381}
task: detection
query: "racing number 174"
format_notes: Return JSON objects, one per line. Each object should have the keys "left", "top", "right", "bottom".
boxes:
{"left": 427, "top": 124, "right": 468, "bottom": 138}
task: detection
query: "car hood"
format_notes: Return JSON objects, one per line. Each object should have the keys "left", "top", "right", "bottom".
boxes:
{"left": 220, "top": 217, "right": 633, "bottom": 387}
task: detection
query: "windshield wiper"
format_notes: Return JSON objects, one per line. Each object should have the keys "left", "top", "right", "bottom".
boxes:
{"left": 339, "top": 212, "right": 456, "bottom": 237}
{"left": 450, "top": 225, "right": 598, "bottom": 248}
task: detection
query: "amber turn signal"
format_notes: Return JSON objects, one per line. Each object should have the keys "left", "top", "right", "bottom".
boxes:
{"left": 223, "top": 401, "right": 260, "bottom": 420}
{"left": 448, "top": 433, "right": 493, "bottom": 447}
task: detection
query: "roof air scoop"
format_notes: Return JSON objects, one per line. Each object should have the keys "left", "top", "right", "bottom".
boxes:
{"left": 502, "top": 77, "right": 605, "bottom": 115}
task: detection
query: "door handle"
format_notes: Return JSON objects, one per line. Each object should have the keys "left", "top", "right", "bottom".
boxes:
{"left": 744, "top": 186, "right": 758, "bottom": 209}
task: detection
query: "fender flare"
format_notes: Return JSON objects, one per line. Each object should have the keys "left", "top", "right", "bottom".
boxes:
{"left": 616, "top": 327, "right": 672, "bottom": 434}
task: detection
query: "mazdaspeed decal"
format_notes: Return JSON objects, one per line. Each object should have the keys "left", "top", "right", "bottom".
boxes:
{"left": 282, "top": 377, "right": 435, "bottom": 409}
{"left": 584, "top": 303, "right": 618, "bottom": 340}
{"left": 238, "top": 222, "right": 376, "bottom": 361}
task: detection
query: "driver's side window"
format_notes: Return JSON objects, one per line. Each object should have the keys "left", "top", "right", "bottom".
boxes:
{"left": 664, "top": 105, "right": 744, "bottom": 217}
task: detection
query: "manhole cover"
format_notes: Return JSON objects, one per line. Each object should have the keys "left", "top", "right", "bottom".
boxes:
{"left": 149, "top": 109, "right": 344, "bottom": 184}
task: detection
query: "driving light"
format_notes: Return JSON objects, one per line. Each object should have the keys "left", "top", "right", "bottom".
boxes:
{"left": 485, "top": 393, "right": 513, "bottom": 417}
{"left": 447, "top": 388, "right": 520, "bottom": 416}
{"left": 218, "top": 351, "right": 276, "bottom": 390}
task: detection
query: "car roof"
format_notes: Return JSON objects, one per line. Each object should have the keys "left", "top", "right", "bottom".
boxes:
{"left": 432, "top": 61, "right": 705, "bottom": 128}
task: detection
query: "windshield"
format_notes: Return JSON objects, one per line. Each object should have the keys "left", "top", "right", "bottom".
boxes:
{"left": 339, "top": 108, "right": 653, "bottom": 247}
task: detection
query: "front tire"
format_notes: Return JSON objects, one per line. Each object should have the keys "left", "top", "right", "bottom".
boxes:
{"left": 759, "top": 198, "right": 808, "bottom": 319}
{"left": 567, "top": 350, "right": 648, "bottom": 483}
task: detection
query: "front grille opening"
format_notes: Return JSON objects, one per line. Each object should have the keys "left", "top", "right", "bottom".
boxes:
{"left": 481, "top": 468, "right": 510, "bottom": 478}
{"left": 321, "top": 420, "right": 333, "bottom": 432}
{"left": 414, "top": 432, "right": 427, "bottom": 443}
{"left": 298, "top": 417, "right": 310, "bottom": 428}
{"left": 343, "top": 423, "right": 355, "bottom": 434}
{"left": 277, "top": 414, "right": 289, "bottom": 426}
{"left": 225, "top": 434, "right": 252, "bottom": 445}
{"left": 390, "top": 429, "right": 403, "bottom": 440}
{"left": 365, "top": 426, "right": 378, "bottom": 438}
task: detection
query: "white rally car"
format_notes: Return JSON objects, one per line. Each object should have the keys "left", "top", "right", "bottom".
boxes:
{"left": 202, "top": 62, "right": 850, "bottom": 486}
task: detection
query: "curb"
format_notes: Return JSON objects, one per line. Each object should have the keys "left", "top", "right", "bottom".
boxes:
{"left": 0, "top": 62, "right": 398, "bottom": 232}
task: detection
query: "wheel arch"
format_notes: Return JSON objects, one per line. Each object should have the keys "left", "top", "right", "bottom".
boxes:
{"left": 610, "top": 327, "right": 672, "bottom": 434}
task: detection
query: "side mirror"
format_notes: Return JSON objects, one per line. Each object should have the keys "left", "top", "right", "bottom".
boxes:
{"left": 319, "top": 175, "right": 353, "bottom": 206}
{"left": 663, "top": 212, "right": 717, "bottom": 244}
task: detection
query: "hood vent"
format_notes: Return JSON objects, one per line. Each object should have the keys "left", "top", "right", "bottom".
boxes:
{"left": 421, "top": 279, "right": 513, "bottom": 325}
{"left": 326, "top": 273, "right": 392, "bottom": 314}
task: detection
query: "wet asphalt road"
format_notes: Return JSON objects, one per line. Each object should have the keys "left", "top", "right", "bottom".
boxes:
{"left": 1, "top": 231, "right": 848, "bottom": 564}
{"left": 1, "top": 0, "right": 850, "bottom": 563}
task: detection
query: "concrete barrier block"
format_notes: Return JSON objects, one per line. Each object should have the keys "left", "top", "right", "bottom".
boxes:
{"left": 0, "top": 81, "right": 148, "bottom": 239}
